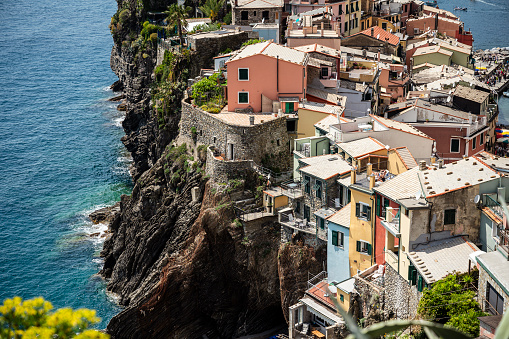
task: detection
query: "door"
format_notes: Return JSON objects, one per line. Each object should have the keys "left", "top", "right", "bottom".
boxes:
{"left": 285, "top": 102, "right": 294, "bottom": 113}
{"left": 228, "top": 143, "right": 234, "bottom": 160}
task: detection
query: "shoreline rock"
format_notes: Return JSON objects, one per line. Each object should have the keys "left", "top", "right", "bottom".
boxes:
{"left": 89, "top": 202, "right": 121, "bottom": 225}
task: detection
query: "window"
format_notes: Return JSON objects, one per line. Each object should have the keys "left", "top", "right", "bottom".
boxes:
{"left": 355, "top": 18, "right": 358, "bottom": 28}
{"left": 450, "top": 138, "right": 460, "bottom": 153}
{"left": 304, "top": 205, "right": 310, "bottom": 221}
{"left": 408, "top": 263, "right": 417, "bottom": 285}
{"left": 405, "top": 208, "right": 409, "bottom": 217}
{"left": 340, "top": 294, "right": 344, "bottom": 302}
{"left": 315, "top": 180, "right": 322, "bottom": 198}
{"left": 356, "top": 1, "right": 359, "bottom": 11}
{"left": 444, "top": 209, "right": 456, "bottom": 225}
{"left": 356, "top": 202, "right": 371, "bottom": 221}
{"left": 241, "top": 11, "right": 248, "bottom": 20}
{"left": 345, "top": 22, "right": 348, "bottom": 31}
{"left": 361, "top": 21, "right": 365, "bottom": 30}
{"left": 253, "top": 11, "right": 257, "bottom": 16}
{"left": 238, "top": 68, "right": 249, "bottom": 81}
{"left": 262, "top": 11, "right": 269, "bottom": 19}
{"left": 346, "top": 5, "right": 349, "bottom": 14}
{"left": 339, "top": 5, "right": 343, "bottom": 14}
{"left": 350, "top": 3, "right": 354, "bottom": 12}
{"left": 304, "top": 175, "right": 310, "bottom": 194}
{"left": 319, "top": 217, "right": 325, "bottom": 229}
{"left": 295, "top": 201, "right": 301, "bottom": 214}
{"left": 382, "top": 22, "right": 387, "bottom": 30}
{"left": 356, "top": 240, "right": 372, "bottom": 255}
{"left": 331, "top": 230, "right": 344, "bottom": 247}
{"left": 480, "top": 133, "right": 484, "bottom": 145}
{"left": 321, "top": 67, "right": 329, "bottom": 78}
{"left": 277, "top": 139, "right": 280, "bottom": 146}
{"left": 486, "top": 282, "right": 504, "bottom": 315}
{"left": 472, "top": 136, "right": 477, "bottom": 150}
{"left": 238, "top": 92, "right": 248, "bottom": 104}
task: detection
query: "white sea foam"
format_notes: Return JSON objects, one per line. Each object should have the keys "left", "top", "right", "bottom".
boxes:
{"left": 476, "top": 0, "right": 499, "bottom": 7}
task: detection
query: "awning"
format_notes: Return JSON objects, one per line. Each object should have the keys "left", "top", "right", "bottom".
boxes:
{"left": 300, "top": 296, "right": 343, "bottom": 325}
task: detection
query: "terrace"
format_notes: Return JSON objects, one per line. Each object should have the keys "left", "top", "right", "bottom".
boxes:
{"left": 279, "top": 210, "right": 327, "bottom": 241}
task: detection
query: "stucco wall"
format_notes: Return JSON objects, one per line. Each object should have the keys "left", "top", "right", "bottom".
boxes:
{"left": 327, "top": 221, "right": 351, "bottom": 283}
{"left": 226, "top": 54, "right": 307, "bottom": 112}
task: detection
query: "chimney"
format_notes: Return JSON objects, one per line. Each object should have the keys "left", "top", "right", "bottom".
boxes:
{"left": 249, "top": 116, "right": 255, "bottom": 125}
{"left": 367, "top": 163, "right": 373, "bottom": 176}
{"left": 438, "top": 159, "right": 444, "bottom": 168}
{"left": 371, "top": 27, "right": 374, "bottom": 37}
{"left": 430, "top": 156, "right": 436, "bottom": 164}
{"left": 419, "top": 160, "right": 427, "bottom": 171}
{"left": 350, "top": 168, "right": 357, "bottom": 184}
{"left": 369, "top": 174, "right": 376, "bottom": 190}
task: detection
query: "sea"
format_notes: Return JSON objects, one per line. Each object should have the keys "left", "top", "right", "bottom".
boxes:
{"left": 0, "top": 0, "right": 509, "bottom": 330}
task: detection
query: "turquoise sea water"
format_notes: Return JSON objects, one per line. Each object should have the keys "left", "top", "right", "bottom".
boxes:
{"left": 0, "top": 0, "right": 509, "bottom": 330}
{"left": 0, "top": 0, "right": 131, "bottom": 328}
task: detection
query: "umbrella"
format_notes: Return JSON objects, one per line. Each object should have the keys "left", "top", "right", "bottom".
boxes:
{"left": 496, "top": 137, "right": 509, "bottom": 144}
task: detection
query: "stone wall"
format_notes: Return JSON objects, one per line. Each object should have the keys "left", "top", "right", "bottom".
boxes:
{"left": 309, "top": 51, "right": 339, "bottom": 73}
{"left": 233, "top": 7, "right": 282, "bottom": 27}
{"left": 302, "top": 177, "right": 338, "bottom": 217}
{"left": 181, "top": 99, "right": 291, "bottom": 170}
{"left": 187, "top": 31, "right": 250, "bottom": 72}
{"left": 383, "top": 263, "right": 420, "bottom": 319}
{"left": 205, "top": 146, "right": 254, "bottom": 183}
{"left": 478, "top": 264, "right": 509, "bottom": 314}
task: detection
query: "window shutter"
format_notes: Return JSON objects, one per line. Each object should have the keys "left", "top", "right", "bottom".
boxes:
{"left": 376, "top": 195, "right": 381, "bottom": 216}
{"left": 408, "top": 264, "right": 413, "bottom": 281}
{"left": 332, "top": 231, "right": 338, "bottom": 246}
{"left": 367, "top": 243, "right": 372, "bottom": 255}
{"left": 417, "top": 275, "right": 423, "bottom": 292}
{"left": 356, "top": 241, "right": 361, "bottom": 252}
{"left": 366, "top": 206, "right": 372, "bottom": 221}
{"left": 356, "top": 203, "right": 360, "bottom": 217}
{"left": 340, "top": 232, "right": 344, "bottom": 246}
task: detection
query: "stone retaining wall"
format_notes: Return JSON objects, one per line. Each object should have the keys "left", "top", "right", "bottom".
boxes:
{"left": 206, "top": 146, "right": 253, "bottom": 183}
{"left": 181, "top": 99, "right": 291, "bottom": 170}
{"left": 383, "top": 264, "right": 420, "bottom": 319}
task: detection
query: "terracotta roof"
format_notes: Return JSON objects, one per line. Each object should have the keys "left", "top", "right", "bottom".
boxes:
{"left": 314, "top": 114, "right": 350, "bottom": 132}
{"left": 350, "top": 26, "right": 400, "bottom": 46}
{"left": 307, "top": 86, "right": 344, "bottom": 105}
{"left": 417, "top": 157, "right": 499, "bottom": 198}
{"left": 326, "top": 203, "right": 351, "bottom": 227}
{"left": 370, "top": 115, "right": 433, "bottom": 140}
{"left": 374, "top": 166, "right": 423, "bottom": 202}
{"left": 408, "top": 236, "right": 479, "bottom": 284}
{"left": 413, "top": 45, "right": 453, "bottom": 57}
{"left": 338, "top": 137, "right": 386, "bottom": 159}
{"left": 394, "top": 147, "right": 418, "bottom": 169}
{"left": 235, "top": 0, "right": 283, "bottom": 8}
{"left": 453, "top": 85, "right": 490, "bottom": 104}
{"left": 228, "top": 41, "right": 308, "bottom": 65}
{"left": 293, "top": 43, "right": 340, "bottom": 58}
{"left": 299, "top": 101, "right": 345, "bottom": 115}
{"left": 299, "top": 154, "right": 353, "bottom": 180}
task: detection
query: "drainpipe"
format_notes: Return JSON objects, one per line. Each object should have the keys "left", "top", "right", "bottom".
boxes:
{"left": 277, "top": 56, "right": 279, "bottom": 93}
{"left": 397, "top": 209, "right": 402, "bottom": 274}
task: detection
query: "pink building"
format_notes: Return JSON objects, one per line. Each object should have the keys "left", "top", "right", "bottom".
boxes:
{"left": 406, "top": 14, "right": 473, "bottom": 46}
{"left": 226, "top": 41, "right": 309, "bottom": 113}
{"left": 378, "top": 64, "right": 409, "bottom": 103}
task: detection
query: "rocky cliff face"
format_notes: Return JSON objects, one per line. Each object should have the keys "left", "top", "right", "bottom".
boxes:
{"left": 101, "top": 144, "right": 287, "bottom": 337}
{"left": 103, "top": 1, "right": 326, "bottom": 337}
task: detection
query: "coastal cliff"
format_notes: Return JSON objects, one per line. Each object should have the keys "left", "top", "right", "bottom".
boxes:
{"left": 102, "top": 0, "right": 325, "bottom": 337}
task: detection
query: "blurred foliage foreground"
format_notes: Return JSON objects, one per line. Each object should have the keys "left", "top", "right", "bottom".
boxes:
{"left": 0, "top": 297, "right": 109, "bottom": 339}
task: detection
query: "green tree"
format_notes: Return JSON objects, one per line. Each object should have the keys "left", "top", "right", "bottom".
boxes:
{"left": 164, "top": 4, "right": 190, "bottom": 46}
{"left": 199, "top": 0, "right": 224, "bottom": 22}
{"left": 0, "top": 297, "right": 109, "bottom": 339}
{"left": 418, "top": 273, "right": 487, "bottom": 337}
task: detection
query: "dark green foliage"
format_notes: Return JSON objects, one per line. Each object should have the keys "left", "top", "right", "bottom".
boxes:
{"left": 221, "top": 47, "right": 232, "bottom": 54}
{"left": 418, "top": 272, "right": 487, "bottom": 337}
{"left": 224, "top": 12, "right": 232, "bottom": 24}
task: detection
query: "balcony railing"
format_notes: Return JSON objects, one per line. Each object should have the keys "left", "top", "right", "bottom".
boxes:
{"left": 279, "top": 212, "right": 327, "bottom": 241}
{"left": 483, "top": 194, "right": 504, "bottom": 219}
{"left": 280, "top": 180, "right": 304, "bottom": 199}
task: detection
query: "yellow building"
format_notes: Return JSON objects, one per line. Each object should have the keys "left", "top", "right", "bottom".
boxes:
{"left": 360, "top": 15, "right": 373, "bottom": 31}
{"left": 263, "top": 187, "right": 288, "bottom": 214}
{"left": 296, "top": 102, "right": 345, "bottom": 138}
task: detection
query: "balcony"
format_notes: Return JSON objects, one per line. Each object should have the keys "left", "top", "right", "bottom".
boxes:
{"left": 279, "top": 211, "right": 327, "bottom": 241}
{"left": 379, "top": 208, "right": 400, "bottom": 236}
{"left": 483, "top": 194, "right": 504, "bottom": 219}
{"left": 385, "top": 249, "right": 399, "bottom": 272}
{"left": 280, "top": 181, "right": 304, "bottom": 199}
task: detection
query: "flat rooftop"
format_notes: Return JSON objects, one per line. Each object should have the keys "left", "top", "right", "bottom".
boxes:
{"left": 214, "top": 107, "right": 278, "bottom": 126}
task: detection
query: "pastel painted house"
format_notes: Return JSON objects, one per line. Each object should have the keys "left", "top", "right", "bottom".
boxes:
{"left": 326, "top": 203, "right": 351, "bottom": 283}
{"left": 226, "top": 41, "right": 309, "bottom": 113}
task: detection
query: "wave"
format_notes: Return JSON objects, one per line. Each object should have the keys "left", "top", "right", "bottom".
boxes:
{"left": 476, "top": 0, "right": 501, "bottom": 7}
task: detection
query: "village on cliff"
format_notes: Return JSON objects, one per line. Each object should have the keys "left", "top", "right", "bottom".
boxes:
{"left": 151, "top": 0, "right": 509, "bottom": 337}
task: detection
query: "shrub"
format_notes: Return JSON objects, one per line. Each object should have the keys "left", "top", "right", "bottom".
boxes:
{"left": 242, "top": 38, "right": 265, "bottom": 47}
{"left": 224, "top": 12, "right": 232, "bottom": 24}
{"left": 118, "top": 8, "right": 130, "bottom": 24}
{"left": 149, "top": 32, "right": 158, "bottom": 43}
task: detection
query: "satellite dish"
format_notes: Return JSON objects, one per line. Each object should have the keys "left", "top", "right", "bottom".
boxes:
{"left": 474, "top": 195, "right": 481, "bottom": 204}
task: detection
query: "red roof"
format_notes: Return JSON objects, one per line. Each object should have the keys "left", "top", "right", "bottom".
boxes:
{"left": 350, "top": 26, "right": 400, "bottom": 46}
